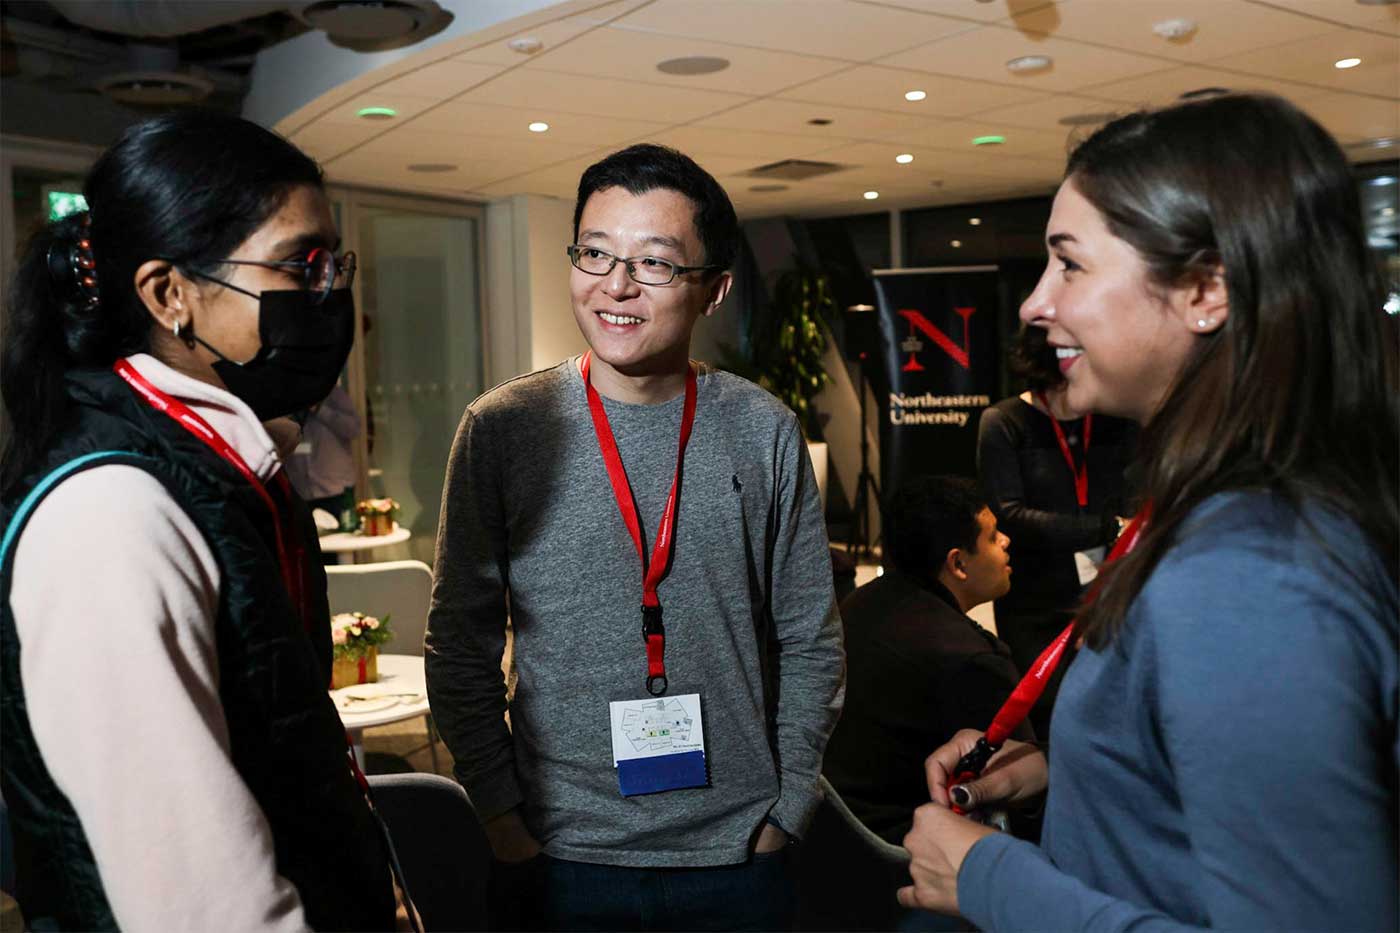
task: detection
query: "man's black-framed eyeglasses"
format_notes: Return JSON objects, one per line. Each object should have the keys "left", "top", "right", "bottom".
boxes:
{"left": 204, "top": 248, "right": 357, "bottom": 305}
{"left": 566, "top": 245, "right": 718, "bottom": 286}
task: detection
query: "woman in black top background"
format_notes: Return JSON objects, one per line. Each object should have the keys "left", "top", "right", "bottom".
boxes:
{"left": 975, "top": 324, "right": 1137, "bottom": 738}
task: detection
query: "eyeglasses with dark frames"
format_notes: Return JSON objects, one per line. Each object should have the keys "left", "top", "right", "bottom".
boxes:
{"left": 185, "top": 248, "right": 357, "bottom": 305}
{"left": 566, "top": 245, "right": 718, "bottom": 286}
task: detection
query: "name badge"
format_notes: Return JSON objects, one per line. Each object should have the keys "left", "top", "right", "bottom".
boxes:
{"left": 609, "top": 693, "right": 708, "bottom": 797}
{"left": 1075, "top": 546, "right": 1106, "bottom": 586}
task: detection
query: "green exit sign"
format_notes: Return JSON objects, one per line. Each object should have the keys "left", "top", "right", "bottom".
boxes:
{"left": 48, "top": 191, "right": 88, "bottom": 221}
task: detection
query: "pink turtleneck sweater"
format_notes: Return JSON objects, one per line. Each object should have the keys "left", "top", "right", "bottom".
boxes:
{"left": 10, "top": 353, "right": 310, "bottom": 931}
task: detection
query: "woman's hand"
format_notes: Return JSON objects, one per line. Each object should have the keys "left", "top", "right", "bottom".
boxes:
{"left": 896, "top": 803, "right": 998, "bottom": 914}
{"left": 925, "top": 729, "right": 1048, "bottom": 809}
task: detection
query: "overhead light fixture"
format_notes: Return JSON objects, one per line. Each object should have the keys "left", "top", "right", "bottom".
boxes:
{"left": 950, "top": 239, "right": 962, "bottom": 248}
{"left": 528, "top": 121, "right": 549, "bottom": 132}
{"left": 749, "top": 184, "right": 789, "bottom": 192}
{"left": 1152, "top": 18, "right": 1197, "bottom": 40}
{"left": 969, "top": 217, "right": 982, "bottom": 226}
{"left": 905, "top": 89, "right": 926, "bottom": 101}
{"left": 657, "top": 56, "right": 730, "bottom": 75}
{"left": 895, "top": 153, "right": 914, "bottom": 164}
{"left": 972, "top": 135, "right": 1005, "bottom": 146}
{"left": 293, "top": 1, "right": 453, "bottom": 52}
{"left": 1370, "top": 176, "right": 1397, "bottom": 186}
{"left": 1381, "top": 206, "right": 1396, "bottom": 217}
{"left": 408, "top": 163, "right": 457, "bottom": 173}
{"left": 1335, "top": 57, "right": 1362, "bottom": 69}
{"left": 1006, "top": 55, "right": 1052, "bottom": 73}
{"left": 808, "top": 118, "right": 834, "bottom": 126}
{"left": 357, "top": 106, "right": 398, "bottom": 120}
{"left": 863, "top": 190, "right": 880, "bottom": 200}
{"left": 508, "top": 36, "right": 543, "bottom": 54}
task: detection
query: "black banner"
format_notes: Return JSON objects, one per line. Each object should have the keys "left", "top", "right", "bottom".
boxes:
{"left": 872, "top": 266, "right": 1001, "bottom": 495}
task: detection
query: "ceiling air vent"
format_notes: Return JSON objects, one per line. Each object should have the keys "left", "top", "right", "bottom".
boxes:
{"left": 743, "top": 159, "right": 847, "bottom": 181}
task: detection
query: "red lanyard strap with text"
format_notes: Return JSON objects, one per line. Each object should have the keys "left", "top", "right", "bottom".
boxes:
{"left": 579, "top": 352, "right": 697, "bottom": 696}
{"left": 950, "top": 508, "right": 1149, "bottom": 810}
{"left": 1037, "top": 391, "right": 1092, "bottom": 509}
{"left": 113, "top": 359, "right": 304, "bottom": 628}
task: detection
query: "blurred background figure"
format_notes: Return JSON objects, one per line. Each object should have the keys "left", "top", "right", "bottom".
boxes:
{"left": 286, "top": 382, "right": 360, "bottom": 529}
{"left": 975, "top": 324, "right": 1137, "bottom": 739}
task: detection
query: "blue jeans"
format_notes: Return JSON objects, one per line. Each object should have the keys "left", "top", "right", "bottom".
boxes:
{"left": 491, "top": 849, "right": 798, "bottom": 932}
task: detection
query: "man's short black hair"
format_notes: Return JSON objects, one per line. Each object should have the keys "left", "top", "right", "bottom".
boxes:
{"left": 573, "top": 144, "right": 739, "bottom": 271}
{"left": 884, "top": 475, "right": 988, "bottom": 578}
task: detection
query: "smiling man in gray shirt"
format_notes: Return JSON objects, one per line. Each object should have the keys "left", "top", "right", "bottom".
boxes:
{"left": 425, "top": 144, "right": 844, "bottom": 931}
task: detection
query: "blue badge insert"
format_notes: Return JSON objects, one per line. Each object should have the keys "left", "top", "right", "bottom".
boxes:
{"left": 609, "top": 693, "right": 708, "bottom": 796}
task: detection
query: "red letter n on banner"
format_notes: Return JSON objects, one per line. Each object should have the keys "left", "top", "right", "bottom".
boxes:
{"left": 898, "top": 307, "right": 976, "bottom": 370}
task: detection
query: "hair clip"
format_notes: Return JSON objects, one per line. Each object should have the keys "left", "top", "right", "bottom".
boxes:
{"left": 47, "top": 212, "right": 100, "bottom": 308}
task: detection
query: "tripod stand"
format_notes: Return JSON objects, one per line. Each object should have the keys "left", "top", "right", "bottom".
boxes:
{"left": 846, "top": 350, "right": 881, "bottom": 560}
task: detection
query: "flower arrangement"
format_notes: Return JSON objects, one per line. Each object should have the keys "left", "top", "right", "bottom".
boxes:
{"left": 330, "top": 611, "right": 393, "bottom": 688}
{"left": 356, "top": 497, "right": 399, "bottom": 536}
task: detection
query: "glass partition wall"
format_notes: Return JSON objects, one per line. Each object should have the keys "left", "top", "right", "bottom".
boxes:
{"left": 332, "top": 188, "right": 485, "bottom": 566}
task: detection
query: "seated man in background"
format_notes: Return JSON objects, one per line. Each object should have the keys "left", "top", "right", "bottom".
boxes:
{"left": 824, "top": 475, "right": 1031, "bottom": 844}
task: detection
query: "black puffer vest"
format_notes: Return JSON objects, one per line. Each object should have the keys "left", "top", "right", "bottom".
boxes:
{"left": 0, "top": 367, "right": 395, "bottom": 930}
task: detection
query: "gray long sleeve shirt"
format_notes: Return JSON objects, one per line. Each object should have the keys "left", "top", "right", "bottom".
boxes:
{"left": 425, "top": 360, "right": 845, "bottom": 868}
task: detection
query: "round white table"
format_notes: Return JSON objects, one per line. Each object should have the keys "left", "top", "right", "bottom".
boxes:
{"left": 330, "top": 653, "right": 430, "bottom": 769}
{"left": 318, "top": 524, "right": 412, "bottom": 564}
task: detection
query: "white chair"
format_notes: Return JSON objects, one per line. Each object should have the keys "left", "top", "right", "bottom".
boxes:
{"left": 326, "top": 560, "right": 438, "bottom": 770}
{"left": 326, "top": 559, "right": 432, "bottom": 656}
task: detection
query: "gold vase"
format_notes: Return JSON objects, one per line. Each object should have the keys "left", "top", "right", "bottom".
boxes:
{"left": 331, "top": 645, "right": 379, "bottom": 690}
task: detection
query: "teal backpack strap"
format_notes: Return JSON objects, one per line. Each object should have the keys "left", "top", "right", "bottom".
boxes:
{"left": 1, "top": 451, "right": 156, "bottom": 575}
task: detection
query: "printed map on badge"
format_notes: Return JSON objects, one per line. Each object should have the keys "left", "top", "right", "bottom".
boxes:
{"left": 609, "top": 693, "right": 708, "bottom": 796}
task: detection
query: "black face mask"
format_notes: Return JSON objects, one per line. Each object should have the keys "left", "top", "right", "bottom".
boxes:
{"left": 195, "top": 288, "right": 355, "bottom": 420}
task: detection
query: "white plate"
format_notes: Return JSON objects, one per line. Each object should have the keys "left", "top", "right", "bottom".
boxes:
{"left": 334, "top": 693, "right": 398, "bottom": 713}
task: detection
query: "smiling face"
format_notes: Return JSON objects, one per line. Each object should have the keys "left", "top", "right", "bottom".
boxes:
{"left": 570, "top": 185, "right": 731, "bottom": 400}
{"left": 1019, "top": 178, "right": 1202, "bottom": 423}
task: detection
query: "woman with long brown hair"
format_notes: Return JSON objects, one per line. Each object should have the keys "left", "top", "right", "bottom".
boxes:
{"left": 899, "top": 93, "right": 1397, "bottom": 930}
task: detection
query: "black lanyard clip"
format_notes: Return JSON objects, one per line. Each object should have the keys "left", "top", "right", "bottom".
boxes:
{"left": 641, "top": 604, "right": 664, "bottom": 639}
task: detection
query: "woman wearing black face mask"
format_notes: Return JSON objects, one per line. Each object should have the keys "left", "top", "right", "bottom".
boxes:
{"left": 0, "top": 111, "right": 397, "bottom": 930}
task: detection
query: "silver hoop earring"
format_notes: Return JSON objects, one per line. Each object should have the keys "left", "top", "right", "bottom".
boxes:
{"left": 172, "top": 320, "right": 181, "bottom": 339}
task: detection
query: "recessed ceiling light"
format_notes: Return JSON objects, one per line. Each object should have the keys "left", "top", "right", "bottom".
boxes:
{"left": 808, "top": 118, "right": 833, "bottom": 126}
{"left": 972, "top": 135, "right": 1005, "bottom": 146}
{"left": 508, "top": 37, "right": 543, "bottom": 54}
{"left": 1151, "top": 18, "right": 1197, "bottom": 40}
{"left": 1006, "top": 55, "right": 1051, "bottom": 73}
{"left": 1381, "top": 207, "right": 1397, "bottom": 217}
{"left": 357, "top": 106, "right": 397, "bottom": 120}
{"left": 863, "top": 190, "right": 880, "bottom": 200}
{"left": 528, "top": 121, "right": 549, "bottom": 132}
{"left": 969, "top": 217, "right": 982, "bottom": 226}
{"left": 1335, "top": 57, "right": 1362, "bottom": 69}
{"left": 1370, "top": 176, "right": 1397, "bottom": 186}
{"left": 657, "top": 56, "right": 730, "bottom": 75}
{"left": 951, "top": 239, "right": 963, "bottom": 248}
{"left": 895, "top": 153, "right": 914, "bottom": 164}
{"left": 408, "top": 163, "right": 457, "bottom": 173}
{"left": 904, "top": 89, "right": 926, "bottom": 101}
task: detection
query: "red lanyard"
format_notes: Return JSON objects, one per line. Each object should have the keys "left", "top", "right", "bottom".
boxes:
{"left": 113, "top": 359, "right": 304, "bottom": 627}
{"left": 951, "top": 508, "right": 1149, "bottom": 806}
{"left": 1037, "top": 391, "right": 1092, "bottom": 509}
{"left": 579, "top": 352, "right": 698, "bottom": 696}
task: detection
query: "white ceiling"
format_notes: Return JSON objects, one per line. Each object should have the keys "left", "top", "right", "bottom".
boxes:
{"left": 279, "top": 0, "right": 1400, "bottom": 219}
